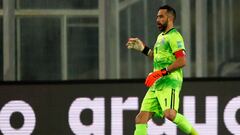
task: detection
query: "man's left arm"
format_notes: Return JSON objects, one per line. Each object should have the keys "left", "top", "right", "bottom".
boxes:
{"left": 145, "top": 49, "right": 186, "bottom": 87}
{"left": 166, "top": 50, "right": 186, "bottom": 72}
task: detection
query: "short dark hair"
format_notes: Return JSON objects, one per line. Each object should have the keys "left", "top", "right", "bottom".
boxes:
{"left": 159, "top": 5, "right": 176, "bottom": 21}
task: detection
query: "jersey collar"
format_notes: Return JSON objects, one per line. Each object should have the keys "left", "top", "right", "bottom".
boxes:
{"left": 163, "top": 27, "right": 175, "bottom": 35}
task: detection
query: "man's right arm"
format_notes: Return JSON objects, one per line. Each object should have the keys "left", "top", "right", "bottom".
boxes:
{"left": 126, "top": 38, "right": 153, "bottom": 60}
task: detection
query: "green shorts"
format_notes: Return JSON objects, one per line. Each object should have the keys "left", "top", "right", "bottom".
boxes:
{"left": 140, "top": 86, "right": 180, "bottom": 118}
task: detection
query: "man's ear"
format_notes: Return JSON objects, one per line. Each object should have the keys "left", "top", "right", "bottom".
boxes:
{"left": 168, "top": 14, "right": 174, "bottom": 22}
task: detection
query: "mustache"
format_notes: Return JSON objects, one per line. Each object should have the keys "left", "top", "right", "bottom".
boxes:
{"left": 157, "top": 23, "right": 162, "bottom": 25}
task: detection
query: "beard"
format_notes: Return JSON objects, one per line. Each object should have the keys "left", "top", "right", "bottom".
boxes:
{"left": 158, "top": 21, "right": 168, "bottom": 32}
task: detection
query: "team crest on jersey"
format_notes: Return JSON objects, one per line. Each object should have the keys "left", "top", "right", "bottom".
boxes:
{"left": 177, "top": 41, "right": 183, "bottom": 48}
{"left": 161, "top": 37, "right": 165, "bottom": 45}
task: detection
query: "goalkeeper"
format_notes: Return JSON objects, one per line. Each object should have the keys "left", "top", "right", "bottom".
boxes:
{"left": 126, "top": 5, "right": 198, "bottom": 135}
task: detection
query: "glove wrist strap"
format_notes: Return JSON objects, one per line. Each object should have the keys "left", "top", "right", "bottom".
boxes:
{"left": 161, "top": 68, "right": 169, "bottom": 76}
{"left": 142, "top": 46, "right": 151, "bottom": 56}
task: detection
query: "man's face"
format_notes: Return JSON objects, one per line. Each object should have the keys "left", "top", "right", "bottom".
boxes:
{"left": 156, "top": 9, "right": 168, "bottom": 32}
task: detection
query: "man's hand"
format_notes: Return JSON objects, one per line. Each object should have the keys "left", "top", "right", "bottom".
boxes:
{"left": 145, "top": 69, "right": 169, "bottom": 87}
{"left": 126, "top": 38, "right": 152, "bottom": 56}
{"left": 126, "top": 38, "right": 145, "bottom": 52}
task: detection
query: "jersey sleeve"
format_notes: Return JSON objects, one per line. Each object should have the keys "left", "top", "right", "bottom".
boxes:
{"left": 169, "top": 32, "right": 185, "bottom": 53}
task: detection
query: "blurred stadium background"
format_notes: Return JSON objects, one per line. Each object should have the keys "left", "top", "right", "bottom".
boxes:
{"left": 0, "top": 0, "right": 240, "bottom": 135}
{"left": 1, "top": 0, "right": 240, "bottom": 81}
